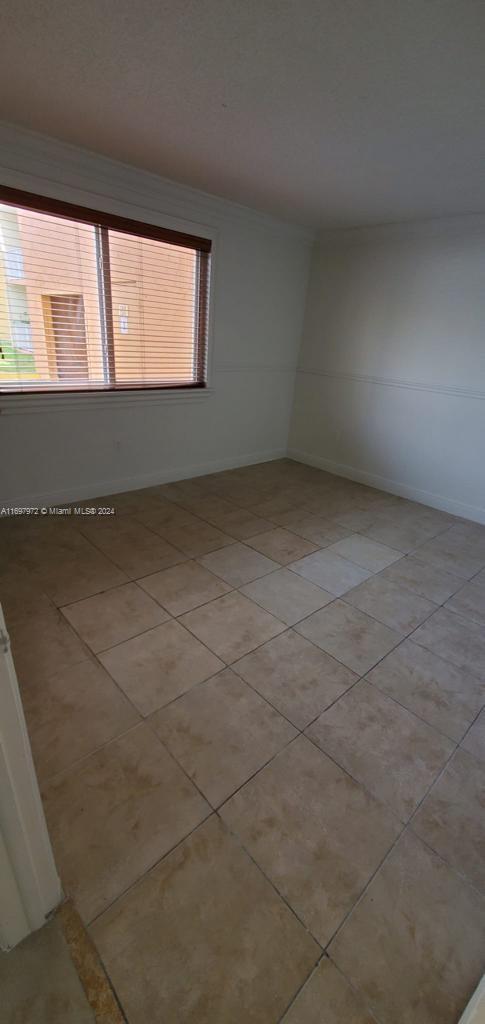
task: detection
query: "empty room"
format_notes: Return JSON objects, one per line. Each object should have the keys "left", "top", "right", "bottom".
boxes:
{"left": 1, "top": 2, "right": 484, "bottom": 1022}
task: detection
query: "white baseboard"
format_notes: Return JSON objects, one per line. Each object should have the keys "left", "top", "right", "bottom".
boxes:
{"left": 3, "top": 448, "right": 287, "bottom": 509}
{"left": 288, "top": 447, "right": 485, "bottom": 525}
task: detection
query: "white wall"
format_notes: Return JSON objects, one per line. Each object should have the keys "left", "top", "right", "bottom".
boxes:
{"left": 289, "top": 218, "right": 485, "bottom": 523}
{"left": 0, "top": 125, "right": 312, "bottom": 506}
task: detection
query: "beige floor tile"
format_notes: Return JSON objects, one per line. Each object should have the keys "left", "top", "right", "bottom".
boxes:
{"left": 461, "top": 708, "right": 485, "bottom": 763}
{"left": 241, "top": 567, "right": 334, "bottom": 626}
{"left": 290, "top": 549, "right": 372, "bottom": 596}
{"left": 412, "top": 530, "right": 485, "bottom": 579}
{"left": 0, "top": 915, "right": 95, "bottom": 1024}
{"left": 61, "top": 582, "right": 169, "bottom": 652}
{"left": 300, "top": 495, "right": 362, "bottom": 520}
{"left": 309, "top": 684, "right": 452, "bottom": 819}
{"left": 216, "top": 484, "right": 270, "bottom": 508}
{"left": 156, "top": 478, "right": 212, "bottom": 506}
{"left": 329, "top": 831, "right": 485, "bottom": 1024}
{"left": 91, "top": 815, "right": 320, "bottom": 1024}
{"left": 281, "top": 958, "right": 376, "bottom": 1024}
{"left": 26, "top": 539, "right": 128, "bottom": 605}
{"left": 138, "top": 559, "right": 232, "bottom": 615}
{"left": 89, "top": 489, "right": 167, "bottom": 517}
{"left": 79, "top": 518, "right": 186, "bottom": 578}
{"left": 160, "top": 520, "right": 235, "bottom": 556}
{"left": 413, "top": 607, "right": 485, "bottom": 677}
{"left": 150, "top": 668, "right": 296, "bottom": 805}
{"left": 179, "top": 495, "right": 240, "bottom": 520}
{"left": 250, "top": 496, "right": 301, "bottom": 519}
{"left": 22, "top": 659, "right": 139, "bottom": 781}
{"left": 412, "top": 748, "right": 485, "bottom": 892}
{"left": 247, "top": 528, "right": 319, "bottom": 565}
{"left": 295, "top": 600, "right": 401, "bottom": 675}
{"left": 326, "top": 535, "right": 403, "bottom": 572}
{"left": 10, "top": 607, "right": 88, "bottom": 686}
{"left": 43, "top": 723, "right": 209, "bottom": 923}
{"left": 267, "top": 507, "right": 321, "bottom": 528}
{"left": 306, "top": 680, "right": 453, "bottom": 821}
{"left": 198, "top": 541, "right": 278, "bottom": 585}
{"left": 445, "top": 572, "right": 485, "bottom": 625}
{"left": 233, "top": 630, "right": 357, "bottom": 729}
{"left": 135, "top": 503, "right": 202, "bottom": 533}
{"left": 206, "top": 508, "right": 274, "bottom": 539}
{"left": 379, "top": 554, "right": 463, "bottom": 604}
{"left": 179, "top": 591, "right": 286, "bottom": 662}
{"left": 99, "top": 619, "right": 224, "bottom": 714}
{"left": 221, "top": 736, "right": 400, "bottom": 946}
{"left": 328, "top": 507, "right": 378, "bottom": 532}
{"left": 0, "top": 563, "right": 53, "bottom": 626}
{"left": 344, "top": 576, "right": 437, "bottom": 635}
{"left": 274, "top": 510, "right": 351, "bottom": 545}
{"left": 366, "top": 638, "right": 485, "bottom": 741}
{"left": 363, "top": 516, "right": 450, "bottom": 554}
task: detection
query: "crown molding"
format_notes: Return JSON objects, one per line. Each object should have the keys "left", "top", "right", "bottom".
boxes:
{"left": 0, "top": 122, "right": 315, "bottom": 244}
{"left": 317, "top": 211, "right": 485, "bottom": 247}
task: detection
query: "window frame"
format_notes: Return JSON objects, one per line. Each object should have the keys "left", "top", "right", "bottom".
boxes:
{"left": 0, "top": 185, "right": 211, "bottom": 396}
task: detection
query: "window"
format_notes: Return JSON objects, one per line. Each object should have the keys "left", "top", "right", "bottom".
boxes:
{"left": 0, "top": 186, "right": 211, "bottom": 394}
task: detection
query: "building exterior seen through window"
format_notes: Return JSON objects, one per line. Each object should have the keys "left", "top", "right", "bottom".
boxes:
{"left": 0, "top": 197, "right": 210, "bottom": 392}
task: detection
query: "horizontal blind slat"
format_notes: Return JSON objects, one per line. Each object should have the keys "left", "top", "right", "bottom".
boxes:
{"left": 0, "top": 190, "right": 211, "bottom": 394}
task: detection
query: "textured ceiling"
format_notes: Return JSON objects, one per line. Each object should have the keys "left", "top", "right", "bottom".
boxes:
{"left": 1, "top": 0, "right": 485, "bottom": 228}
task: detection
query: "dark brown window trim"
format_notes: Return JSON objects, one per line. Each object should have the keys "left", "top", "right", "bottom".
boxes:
{"left": 1, "top": 382, "right": 208, "bottom": 398}
{"left": 0, "top": 185, "right": 212, "bottom": 252}
{"left": 0, "top": 185, "right": 212, "bottom": 396}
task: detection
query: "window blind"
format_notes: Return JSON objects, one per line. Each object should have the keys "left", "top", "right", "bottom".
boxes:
{"left": 0, "top": 186, "right": 211, "bottom": 394}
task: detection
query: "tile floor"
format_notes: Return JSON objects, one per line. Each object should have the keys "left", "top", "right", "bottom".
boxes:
{"left": 2, "top": 458, "right": 485, "bottom": 1023}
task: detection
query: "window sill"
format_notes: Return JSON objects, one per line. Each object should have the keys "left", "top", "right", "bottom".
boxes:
{"left": 0, "top": 386, "right": 215, "bottom": 415}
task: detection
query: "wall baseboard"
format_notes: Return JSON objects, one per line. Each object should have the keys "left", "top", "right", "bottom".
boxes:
{"left": 2, "top": 449, "right": 287, "bottom": 510}
{"left": 288, "top": 447, "right": 485, "bottom": 525}
{"left": 7, "top": 445, "right": 484, "bottom": 524}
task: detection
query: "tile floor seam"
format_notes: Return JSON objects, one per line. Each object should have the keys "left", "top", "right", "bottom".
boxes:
{"left": 175, "top": 596, "right": 289, "bottom": 666}
{"left": 327, "top": 724, "right": 482, "bottom": 933}
{"left": 72, "top": 523, "right": 189, "bottom": 579}
{"left": 214, "top": 804, "right": 326, "bottom": 953}
{"left": 55, "top": 523, "right": 137, "bottom": 579}
{"left": 291, "top": 601, "right": 406, "bottom": 683}
{"left": 325, "top": 955, "right": 385, "bottom": 1024}
{"left": 230, "top": 655, "right": 362, "bottom": 733}
{"left": 274, "top": 953, "right": 327, "bottom": 1024}
{"left": 404, "top": 827, "right": 485, "bottom": 902}
{"left": 370, "top": 561, "right": 464, "bottom": 605}
{"left": 338, "top": 592, "right": 439, "bottom": 642}
{"left": 143, "top": 715, "right": 216, "bottom": 811}
{"left": 405, "top": 806, "right": 485, "bottom": 897}
{"left": 458, "top": 701, "right": 485, "bottom": 746}
{"left": 211, "top": 727, "right": 302, "bottom": 812}
{"left": 302, "top": 728, "right": 411, "bottom": 827}
{"left": 321, "top": 816, "right": 408, "bottom": 954}
{"left": 133, "top": 565, "right": 236, "bottom": 612}
{"left": 405, "top": 616, "right": 485, "bottom": 682}
{"left": 55, "top": 612, "right": 149, "bottom": 725}
{"left": 362, "top": 670, "right": 471, "bottom": 744}
{"left": 400, "top": 732, "right": 485, "bottom": 900}
{"left": 75, "top": 513, "right": 239, "bottom": 573}
{"left": 38, "top": 718, "right": 146, "bottom": 787}
{"left": 85, "top": 807, "right": 217, "bottom": 930}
